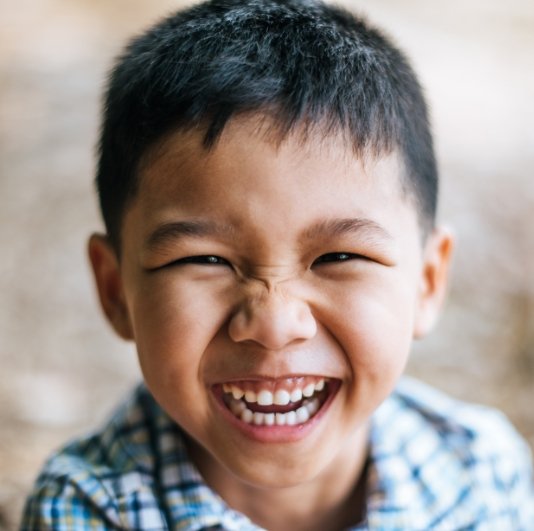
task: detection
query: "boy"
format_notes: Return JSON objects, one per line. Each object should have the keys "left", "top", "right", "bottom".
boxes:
{"left": 22, "top": 0, "right": 534, "bottom": 529}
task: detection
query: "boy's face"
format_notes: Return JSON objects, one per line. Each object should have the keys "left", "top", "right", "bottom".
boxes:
{"left": 90, "top": 117, "right": 452, "bottom": 489}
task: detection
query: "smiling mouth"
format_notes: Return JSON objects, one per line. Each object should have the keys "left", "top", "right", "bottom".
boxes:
{"left": 219, "top": 377, "right": 335, "bottom": 427}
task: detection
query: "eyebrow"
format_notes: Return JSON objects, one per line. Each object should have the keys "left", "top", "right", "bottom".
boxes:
{"left": 302, "top": 218, "right": 393, "bottom": 242}
{"left": 144, "top": 220, "right": 234, "bottom": 252}
{"left": 145, "top": 217, "right": 392, "bottom": 253}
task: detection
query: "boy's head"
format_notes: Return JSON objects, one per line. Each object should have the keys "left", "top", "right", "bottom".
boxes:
{"left": 96, "top": 0, "right": 437, "bottom": 251}
{"left": 89, "top": 0, "right": 453, "bottom": 505}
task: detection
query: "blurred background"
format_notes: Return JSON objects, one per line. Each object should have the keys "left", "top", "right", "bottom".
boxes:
{"left": 1, "top": 0, "right": 533, "bottom": 528}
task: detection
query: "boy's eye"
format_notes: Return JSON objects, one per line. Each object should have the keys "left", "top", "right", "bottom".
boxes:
{"left": 171, "top": 255, "right": 230, "bottom": 266}
{"left": 313, "top": 252, "right": 364, "bottom": 265}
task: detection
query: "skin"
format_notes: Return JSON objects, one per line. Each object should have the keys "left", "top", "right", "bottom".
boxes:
{"left": 89, "top": 117, "right": 453, "bottom": 530}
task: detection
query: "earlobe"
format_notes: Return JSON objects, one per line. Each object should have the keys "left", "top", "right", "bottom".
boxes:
{"left": 413, "top": 226, "right": 454, "bottom": 339}
{"left": 88, "top": 234, "right": 134, "bottom": 340}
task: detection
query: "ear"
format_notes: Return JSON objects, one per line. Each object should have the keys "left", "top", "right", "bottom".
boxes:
{"left": 88, "top": 234, "right": 134, "bottom": 340}
{"left": 413, "top": 226, "right": 454, "bottom": 339}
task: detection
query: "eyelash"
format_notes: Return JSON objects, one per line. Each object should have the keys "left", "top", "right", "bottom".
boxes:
{"left": 174, "top": 255, "right": 229, "bottom": 266}
{"left": 313, "top": 252, "right": 363, "bottom": 265}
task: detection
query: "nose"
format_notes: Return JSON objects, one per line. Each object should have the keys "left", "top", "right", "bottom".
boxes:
{"left": 228, "top": 284, "right": 317, "bottom": 350}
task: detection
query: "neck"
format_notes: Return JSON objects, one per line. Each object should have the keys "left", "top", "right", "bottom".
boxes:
{"left": 186, "top": 424, "right": 370, "bottom": 531}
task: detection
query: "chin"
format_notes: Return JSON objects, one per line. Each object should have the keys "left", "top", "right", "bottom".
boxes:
{"left": 228, "top": 456, "right": 326, "bottom": 490}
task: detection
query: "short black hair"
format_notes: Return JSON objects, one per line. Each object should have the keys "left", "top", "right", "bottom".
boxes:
{"left": 96, "top": 0, "right": 437, "bottom": 249}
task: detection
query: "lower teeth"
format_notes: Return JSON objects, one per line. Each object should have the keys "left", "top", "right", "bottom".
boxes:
{"left": 228, "top": 396, "right": 321, "bottom": 426}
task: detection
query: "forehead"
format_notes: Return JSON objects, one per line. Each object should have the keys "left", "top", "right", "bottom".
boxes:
{"left": 127, "top": 117, "right": 418, "bottom": 244}
{"left": 138, "top": 116, "right": 408, "bottom": 198}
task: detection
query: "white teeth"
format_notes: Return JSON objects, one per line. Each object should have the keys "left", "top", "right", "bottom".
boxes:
{"left": 257, "top": 390, "right": 273, "bottom": 406}
{"left": 244, "top": 390, "right": 257, "bottom": 403}
{"left": 241, "top": 409, "right": 253, "bottom": 424}
{"left": 303, "top": 383, "right": 315, "bottom": 398}
{"left": 273, "top": 389, "right": 290, "bottom": 405}
{"left": 231, "top": 386, "right": 245, "bottom": 400}
{"left": 314, "top": 379, "right": 325, "bottom": 392}
{"left": 224, "top": 378, "right": 330, "bottom": 425}
{"left": 264, "top": 413, "right": 275, "bottom": 426}
{"left": 290, "top": 388, "right": 303, "bottom": 402}
{"left": 296, "top": 406, "right": 310, "bottom": 423}
{"left": 286, "top": 411, "right": 297, "bottom": 426}
{"left": 229, "top": 395, "right": 323, "bottom": 427}
{"left": 223, "top": 379, "right": 328, "bottom": 403}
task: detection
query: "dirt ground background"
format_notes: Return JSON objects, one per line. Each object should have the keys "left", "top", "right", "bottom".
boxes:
{"left": 1, "top": 0, "right": 533, "bottom": 528}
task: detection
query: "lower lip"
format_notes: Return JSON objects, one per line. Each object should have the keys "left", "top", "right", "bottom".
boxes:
{"left": 210, "top": 382, "right": 340, "bottom": 443}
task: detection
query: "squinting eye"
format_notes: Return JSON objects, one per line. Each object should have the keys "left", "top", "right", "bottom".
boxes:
{"left": 313, "top": 252, "right": 360, "bottom": 265}
{"left": 175, "top": 255, "right": 229, "bottom": 266}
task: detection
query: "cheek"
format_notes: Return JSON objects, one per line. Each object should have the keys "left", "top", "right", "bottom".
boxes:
{"left": 128, "top": 276, "right": 232, "bottom": 386}
{"left": 327, "top": 277, "right": 416, "bottom": 381}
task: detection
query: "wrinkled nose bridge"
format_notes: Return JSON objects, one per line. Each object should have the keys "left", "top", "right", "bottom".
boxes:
{"left": 241, "top": 275, "right": 295, "bottom": 317}
{"left": 248, "top": 272, "right": 288, "bottom": 295}
{"left": 228, "top": 275, "right": 317, "bottom": 348}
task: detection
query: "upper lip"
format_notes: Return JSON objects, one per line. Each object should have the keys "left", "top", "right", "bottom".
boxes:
{"left": 213, "top": 375, "right": 337, "bottom": 392}
{"left": 213, "top": 374, "right": 338, "bottom": 383}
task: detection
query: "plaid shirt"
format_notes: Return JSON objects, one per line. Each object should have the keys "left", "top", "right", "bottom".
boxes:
{"left": 21, "top": 378, "right": 534, "bottom": 530}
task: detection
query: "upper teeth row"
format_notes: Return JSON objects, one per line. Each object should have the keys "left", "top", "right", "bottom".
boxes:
{"left": 222, "top": 379, "right": 325, "bottom": 406}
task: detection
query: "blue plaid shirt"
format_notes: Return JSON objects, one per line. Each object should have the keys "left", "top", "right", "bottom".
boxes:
{"left": 21, "top": 378, "right": 534, "bottom": 530}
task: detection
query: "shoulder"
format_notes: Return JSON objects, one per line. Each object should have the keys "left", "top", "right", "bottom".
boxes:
{"left": 369, "top": 377, "right": 534, "bottom": 529}
{"left": 21, "top": 385, "right": 170, "bottom": 530}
